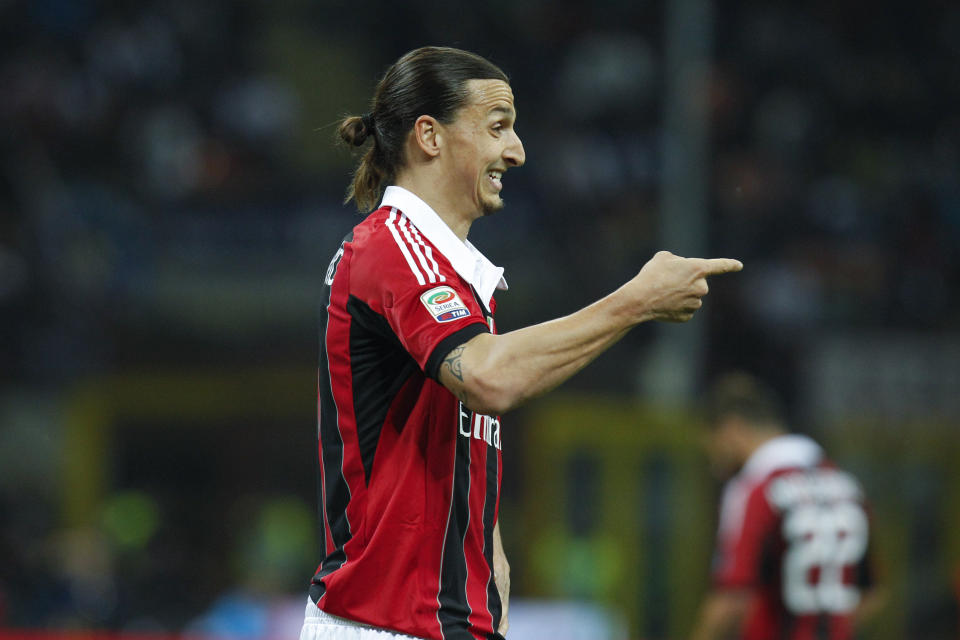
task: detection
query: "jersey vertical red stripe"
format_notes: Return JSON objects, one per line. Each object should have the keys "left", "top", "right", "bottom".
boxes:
{"left": 311, "top": 203, "right": 505, "bottom": 640}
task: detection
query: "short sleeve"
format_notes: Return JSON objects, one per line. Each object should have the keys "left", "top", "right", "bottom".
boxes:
{"left": 381, "top": 281, "right": 490, "bottom": 379}
{"left": 347, "top": 211, "right": 493, "bottom": 381}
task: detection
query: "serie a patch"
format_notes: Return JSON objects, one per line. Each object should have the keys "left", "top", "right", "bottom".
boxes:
{"left": 420, "top": 286, "right": 470, "bottom": 323}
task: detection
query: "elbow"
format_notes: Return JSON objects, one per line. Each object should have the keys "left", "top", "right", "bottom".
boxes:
{"left": 461, "top": 385, "right": 519, "bottom": 417}
{"left": 461, "top": 368, "right": 525, "bottom": 416}
{"left": 454, "top": 333, "right": 529, "bottom": 415}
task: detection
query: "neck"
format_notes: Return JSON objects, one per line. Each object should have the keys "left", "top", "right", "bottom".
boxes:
{"left": 394, "top": 171, "right": 476, "bottom": 242}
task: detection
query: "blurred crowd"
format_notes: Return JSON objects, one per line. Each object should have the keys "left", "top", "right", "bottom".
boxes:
{"left": 1, "top": 0, "right": 959, "bottom": 635}
{"left": 1, "top": 1, "right": 956, "bottom": 385}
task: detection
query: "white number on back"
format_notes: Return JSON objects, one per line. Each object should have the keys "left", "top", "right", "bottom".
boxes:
{"left": 781, "top": 501, "right": 868, "bottom": 614}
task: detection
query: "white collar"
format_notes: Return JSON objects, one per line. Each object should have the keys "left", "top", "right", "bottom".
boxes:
{"left": 740, "top": 434, "right": 824, "bottom": 481}
{"left": 380, "top": 185, "right": 507, "bottom": 308}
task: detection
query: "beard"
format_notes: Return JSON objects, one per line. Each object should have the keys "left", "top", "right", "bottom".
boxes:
{"left": 480, "top": 194, "right": 505, "bottom": 217}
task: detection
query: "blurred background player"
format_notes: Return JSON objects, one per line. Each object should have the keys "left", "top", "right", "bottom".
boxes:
{"left": 690, "top": 372, "right": 884, "bottom": 640}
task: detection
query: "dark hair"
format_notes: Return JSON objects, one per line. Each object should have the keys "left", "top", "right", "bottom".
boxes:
{"left": 338, "top": 46, "right": 510, "bottom": 211}
{"left": 705, "top": 371, "right": 785, "bottom": 430}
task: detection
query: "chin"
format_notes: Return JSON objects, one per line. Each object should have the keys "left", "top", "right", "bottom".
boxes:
{"left": 481, "top": 197, "right": 505, "bottom": 217}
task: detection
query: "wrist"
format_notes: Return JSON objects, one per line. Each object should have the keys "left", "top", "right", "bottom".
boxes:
{"left": 608, "top": 283, "right": 654, "bottom": 326}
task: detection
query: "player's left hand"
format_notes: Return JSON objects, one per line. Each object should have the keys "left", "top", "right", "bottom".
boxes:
{"left": 493, "top": 524, "right": 510, "bottom": 635}
{"left": 494, "top": 558, "right": 510, "bottom": 634}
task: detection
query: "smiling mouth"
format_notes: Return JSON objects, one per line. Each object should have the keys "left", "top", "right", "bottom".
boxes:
{"left": 487, "top": 170, "right": 503, "bottom": 192}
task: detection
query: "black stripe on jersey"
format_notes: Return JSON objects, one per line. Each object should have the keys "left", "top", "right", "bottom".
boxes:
{"left": 312, "top": 233, "right": 354, "bottom": 603}
{"left": 779, "top": 610, "right": 795, "bottom": 640}
{"left": 437, "top": 426, "right": 474, "bottom": 639}
{"left": 314, "top": 427, "right": 351, "bottom": 559}
{"left": 814, "top": 614, "right": 829, "bottom": 640}
{"left": 855, "top": 536, "right": 874, "bottom": 589}
{"left": 483, "top": 445, "right": 503, "bottom": 638}
{"left": 425, "top": 323, "right": 489, "bottom": 381}
{"left": 346, "top": 295, "right": 419, "bottom": 482}
{"left": 309, "top": 546, "right": 346, "bottom": 602}
{"left": 315, "top": 414, "right": 326, "bottom": 556}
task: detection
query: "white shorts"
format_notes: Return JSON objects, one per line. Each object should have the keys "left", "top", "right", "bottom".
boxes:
{"left": 299, "top": 597, "right": 426, "bottom": 640}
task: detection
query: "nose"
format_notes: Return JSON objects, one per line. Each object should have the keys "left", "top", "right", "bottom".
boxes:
{"left": 504, "top": 130, "right": 525, "bottom": 167}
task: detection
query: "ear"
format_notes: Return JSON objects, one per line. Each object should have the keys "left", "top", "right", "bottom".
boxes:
{"left": 411, "top": 115, "right": 442, "bottom": 158}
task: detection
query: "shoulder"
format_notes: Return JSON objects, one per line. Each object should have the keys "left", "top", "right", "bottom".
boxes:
{"left": 718, "top": 473, "right": 771, "bottom": 540}
{"left": 349, "top": 206, "right": 396, "bottom": 253}
{"left": 350, "top": 207, "right": 418, "bottom": 272}
{"left": 348, "top": 206, "right": 460, "bottom": 299}
{"left": 352, "top": 207, "right": 443, "bottom": 262}
{"left": 765, "top": 464, "right": 865, "bottom": 513}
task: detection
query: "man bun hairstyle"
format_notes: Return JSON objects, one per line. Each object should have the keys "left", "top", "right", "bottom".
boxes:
{"left": 338, "top": 46, "right": 510, "bottom": 212}
{"left": 339, "top": 114, "right": 375, "bottom": 147}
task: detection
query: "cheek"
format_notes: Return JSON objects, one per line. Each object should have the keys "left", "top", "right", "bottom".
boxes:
{"left": 449, "top": 153, "right": 478, "bottom": 185}
{"left": 711, "top": 436, "right": 733, "bottom": 463}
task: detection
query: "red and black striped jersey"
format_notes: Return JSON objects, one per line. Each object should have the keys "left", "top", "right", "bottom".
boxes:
{"left": 712, "top": 435, "right": 875, "bottom": 640}
{"left": 310, "top": 186, "right": 507, "bottom": 640}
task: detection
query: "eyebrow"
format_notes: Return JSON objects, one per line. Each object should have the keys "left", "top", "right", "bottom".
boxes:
{"left": 489, "top": 105, "right": 517, "bottom": 119}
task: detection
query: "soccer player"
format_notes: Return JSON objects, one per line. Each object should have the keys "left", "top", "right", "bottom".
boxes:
{"left": 304, "top": 46, "right": 743, "bottom": 640}
{"left": 690, "top": 372, "right": 882, "bottom": 640}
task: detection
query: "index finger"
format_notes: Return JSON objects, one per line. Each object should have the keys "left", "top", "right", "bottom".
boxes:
{"left": 690, "top": 257, "right": 744, "bottom": 275}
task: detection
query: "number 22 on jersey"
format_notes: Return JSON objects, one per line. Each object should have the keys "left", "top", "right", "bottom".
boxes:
{"left": 781, "top": 501, "right": 869, "bottom": 614}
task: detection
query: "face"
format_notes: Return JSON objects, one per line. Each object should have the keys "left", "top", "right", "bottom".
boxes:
{"left": 706, "top": 416, "right": 746, "bottom": 479}
{"left": 442, "top": 79, "right": 525, "bottom": 218}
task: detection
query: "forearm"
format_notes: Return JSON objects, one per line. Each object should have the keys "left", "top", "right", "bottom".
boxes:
{"left": 689, "top": 591, "right": 750, "bottom": 640}
{"left": 438, "top": 251, "right": 742, "bottom": 414}
{"left": 444, "top": 287, "right": 639, "bottom": 414}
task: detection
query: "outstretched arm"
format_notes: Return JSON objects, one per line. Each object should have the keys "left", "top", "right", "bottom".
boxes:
{"left": 439, "top": 251, "right": 742, "bottom": 415}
